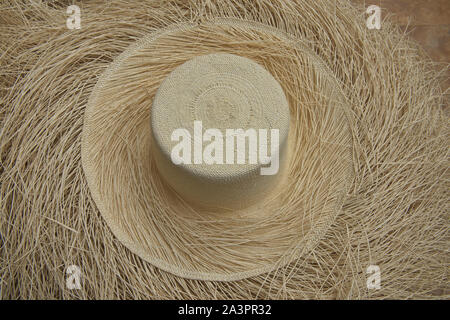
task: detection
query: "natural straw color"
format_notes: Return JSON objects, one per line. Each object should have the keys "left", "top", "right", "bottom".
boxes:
{"left": 150, "top": 52, "right": 291, "bottom": 210}
{"left": 1, "top": 0, "right": 448, "bottom": 299}
{"left": 81, "top": 20, "right": 353, "bottom": 281}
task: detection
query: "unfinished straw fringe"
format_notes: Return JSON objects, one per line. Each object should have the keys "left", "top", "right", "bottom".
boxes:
{"left": 1, "top": 0, "right": 449, "bottom": 299}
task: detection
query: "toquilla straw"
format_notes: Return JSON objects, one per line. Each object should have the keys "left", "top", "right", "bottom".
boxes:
{"left": 1, "top": 0, "right": 448, "bottom": 299}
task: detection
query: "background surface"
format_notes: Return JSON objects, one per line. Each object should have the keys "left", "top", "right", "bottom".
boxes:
{"left": 353, "top": 0, "right": 449, "bottom": 91}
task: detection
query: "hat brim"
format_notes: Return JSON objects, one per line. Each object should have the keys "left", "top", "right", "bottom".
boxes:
{"left": 81, "top": 19, "right": 354, "bottom": 281}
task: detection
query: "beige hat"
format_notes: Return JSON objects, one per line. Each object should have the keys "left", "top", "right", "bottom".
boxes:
{"left": 3, "top": 0, "right": 448, "bottom": 299}
{"left": 81, "top": 19, "right": 353, "bottom": 281}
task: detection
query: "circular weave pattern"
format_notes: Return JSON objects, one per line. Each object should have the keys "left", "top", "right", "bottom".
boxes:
{"left": 2, "top": 0, "right": 447, "bottom": 299}
{"left": 81, "top": 20, "right": 353, "bottom": 281}
{"left": 151, "top": 53, "right": 290, "bottom": 208}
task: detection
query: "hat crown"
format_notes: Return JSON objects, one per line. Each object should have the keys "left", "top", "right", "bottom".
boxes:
{"left": 151, "top": 53, "right": 290, "bottom": 208}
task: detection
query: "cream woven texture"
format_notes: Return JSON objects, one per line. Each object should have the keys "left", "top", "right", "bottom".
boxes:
{"left": 151, "top": 53, "right": 290, "bottom": 209}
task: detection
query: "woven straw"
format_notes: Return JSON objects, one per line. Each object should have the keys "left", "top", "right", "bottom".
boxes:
{"left": 1, "top": 0, "right": 448, "bottom": 299}
{"left": 151, "top": 52, "right": 290, "bottom": 209}
{"left": 81, "top": 20, "right": 353, "bottom": 281}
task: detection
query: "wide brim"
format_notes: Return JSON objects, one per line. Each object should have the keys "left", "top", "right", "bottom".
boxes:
{"left": 3, "top": 0, "right": 448, "bottom": 299}
{"left": 81, "top": 19, "right": 354, "bottom": 281}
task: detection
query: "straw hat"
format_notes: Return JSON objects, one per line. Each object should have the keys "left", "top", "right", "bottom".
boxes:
{"left": 81, "top": 20, "right": 353, "bottom": 281}
{"left": 2, "top": 0, "right": 448, "bottom": 299}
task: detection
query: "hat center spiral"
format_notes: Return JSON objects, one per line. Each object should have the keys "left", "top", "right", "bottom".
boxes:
{"left": 204, "top": 96, "right": 235, "bottom": 124}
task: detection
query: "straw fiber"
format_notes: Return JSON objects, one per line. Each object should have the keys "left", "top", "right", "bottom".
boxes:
{"left": 1, "top": 0, "right": 448, "bottom": 299}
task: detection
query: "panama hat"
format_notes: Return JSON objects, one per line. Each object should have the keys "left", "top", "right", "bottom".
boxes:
{"left": 81, "top": 19, "right": 354, "bottom": 281}
{"left": 2, "top": 0, "right": 447, "bottom": 299}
